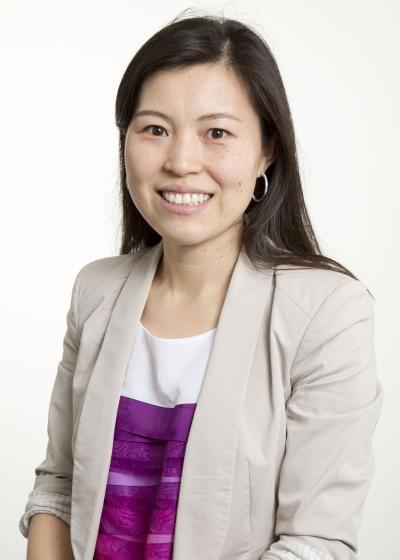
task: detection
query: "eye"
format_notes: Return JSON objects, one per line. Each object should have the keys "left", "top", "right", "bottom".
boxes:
{"left": 207, "top": 128, "right": 231, "bottom": 140}
{"left": 142, "top": 124, "right": 167, "bottom": 136}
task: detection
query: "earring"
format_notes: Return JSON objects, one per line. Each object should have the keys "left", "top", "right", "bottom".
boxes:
{"left": 252, "top": 172, "right": 268, "bottom": 202}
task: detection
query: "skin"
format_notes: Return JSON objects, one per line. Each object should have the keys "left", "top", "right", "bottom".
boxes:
{"left": 27, "top": 514, "right": 74, "bottom": 560}
{"left": 124, "top": 62, "right": 275, "bottom": 302}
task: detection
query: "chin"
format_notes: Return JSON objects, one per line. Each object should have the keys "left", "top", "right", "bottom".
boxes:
{"left": 161, "top": 233, "right": 213, "bottom": 248}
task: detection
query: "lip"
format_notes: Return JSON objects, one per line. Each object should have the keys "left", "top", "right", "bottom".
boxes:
{"left": 156, "top": 190, "right": 213, "bottom": 215}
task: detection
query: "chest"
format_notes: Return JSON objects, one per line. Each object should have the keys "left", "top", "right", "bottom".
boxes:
{"left": 140, "top": 281, "right": 227, "bottom": 338}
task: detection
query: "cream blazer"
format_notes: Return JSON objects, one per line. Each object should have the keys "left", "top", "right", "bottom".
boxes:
{"left": 20, "top": 240, "right": 383, "bottom": 560}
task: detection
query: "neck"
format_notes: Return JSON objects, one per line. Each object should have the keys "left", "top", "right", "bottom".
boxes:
{"left": 154, "top": 229, "right": 243, "bottom": 300}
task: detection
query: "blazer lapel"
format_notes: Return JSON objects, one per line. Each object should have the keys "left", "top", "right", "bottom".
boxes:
{"left": 70, "top": 240, "right": 275, "bottom": 559}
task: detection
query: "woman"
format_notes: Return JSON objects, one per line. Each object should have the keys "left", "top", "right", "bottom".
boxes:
{"left": 19, "top": 11, "right": 383, "bottom": 560}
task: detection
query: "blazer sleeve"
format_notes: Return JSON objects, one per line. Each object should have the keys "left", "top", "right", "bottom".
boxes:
{"left": 261, "top": 278, "right": 384, "bottom": 560}
{"left": 18, "top": 267, "right": 83, "bottom": 539}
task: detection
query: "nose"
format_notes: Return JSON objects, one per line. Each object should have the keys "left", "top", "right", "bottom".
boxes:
{"left": 163, "top": 130, "right": 203, "bottom": 175}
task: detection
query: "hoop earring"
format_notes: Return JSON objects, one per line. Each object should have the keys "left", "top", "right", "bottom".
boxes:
{"left": 252, "top": 173, "right": 268, "bottom": 202}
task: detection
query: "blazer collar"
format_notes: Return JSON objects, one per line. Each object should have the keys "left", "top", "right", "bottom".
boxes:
{"left": 71, "top": 239, "right": 276, "bottom": 559}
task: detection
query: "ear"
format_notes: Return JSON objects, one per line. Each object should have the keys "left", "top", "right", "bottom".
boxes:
{"left": 258, "top": 135, "right": 276, "bottom": 176}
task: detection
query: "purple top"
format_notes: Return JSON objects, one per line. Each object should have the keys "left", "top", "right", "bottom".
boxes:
{"left": 93, "top": 395, "right": 197, "bottom": 559}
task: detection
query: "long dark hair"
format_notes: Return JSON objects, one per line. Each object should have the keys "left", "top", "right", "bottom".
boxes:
{"left": 115, "top": 9, "right": 373, "bottom": 297}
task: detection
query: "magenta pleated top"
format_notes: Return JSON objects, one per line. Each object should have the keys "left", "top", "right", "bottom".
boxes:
{"left": 93, "top": 321, "right": 216, "bottom": 560}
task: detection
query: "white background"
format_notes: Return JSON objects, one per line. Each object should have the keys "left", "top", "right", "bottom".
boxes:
{"left": 1, "top": 1, "right": 398, "bottom": 557}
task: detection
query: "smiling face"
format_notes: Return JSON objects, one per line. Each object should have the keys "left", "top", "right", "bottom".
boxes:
{"left": 124, "top": 63, "right": 273, "bottom": 249}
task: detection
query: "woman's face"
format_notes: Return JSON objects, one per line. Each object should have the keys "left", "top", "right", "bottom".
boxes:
{"left": 124, "top": 63, "right": 274, "bottom": 248}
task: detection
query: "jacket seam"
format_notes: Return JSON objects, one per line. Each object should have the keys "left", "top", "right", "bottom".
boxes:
{"left": 275, "top": 285, "right": 314, "bottom": 319}
{"left": 289, "top": 278, "right": 357, "bottom": 379}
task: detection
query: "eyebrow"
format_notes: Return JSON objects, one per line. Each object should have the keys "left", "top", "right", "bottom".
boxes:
{"left": 132, "top": 109, "right": 242, "bottom": 123}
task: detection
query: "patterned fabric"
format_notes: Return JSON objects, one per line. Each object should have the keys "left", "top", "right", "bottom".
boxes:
{"left": 93, "top": 395, "right": 196, "bottom": 560}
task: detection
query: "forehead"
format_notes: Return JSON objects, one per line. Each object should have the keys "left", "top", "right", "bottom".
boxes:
{"left": 135, "top": 63, "right": 257, "bottom": 121}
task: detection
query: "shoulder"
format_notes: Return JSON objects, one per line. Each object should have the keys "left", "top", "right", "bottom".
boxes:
{"left": 273, "top": 266, "right": 376, "bottom": 388}
{"left": 274, "top": 264, "right": 372, "bottom": 320}
{"left": 72, "top": 250, "right": 147, "bottom": 307}
{"left": 78, "top": 253, "right": 140, "bottom": 284}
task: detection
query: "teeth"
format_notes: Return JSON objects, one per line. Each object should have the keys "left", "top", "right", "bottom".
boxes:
{"left": 161, "top": 192, "right": 211, "bottom": 205}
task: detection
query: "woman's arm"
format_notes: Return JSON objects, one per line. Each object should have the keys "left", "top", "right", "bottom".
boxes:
{"left": 20, "top": 267, "right": 84, "bottom": 553}
{"left": 261, "top": 278, "right": 384, "bottom": 560}
{"left": 27, "top": 513, "right": 74, "bottom": 560}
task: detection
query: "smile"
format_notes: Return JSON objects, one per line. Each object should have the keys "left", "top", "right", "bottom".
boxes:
{"left": 157, "top": 191, "right": 213, "bottom": 215}
{"left": 161, "top": 191, "right": 212, "bottom": 205}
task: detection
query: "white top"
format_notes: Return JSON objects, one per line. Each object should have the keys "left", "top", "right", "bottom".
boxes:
{"left": 121, "top": 321, "right": 217, "bottom": 406}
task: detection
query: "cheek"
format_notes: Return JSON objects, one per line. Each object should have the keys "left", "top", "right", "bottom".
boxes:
{"left": 123, "top": 148, "right": 146, "bottom": 202}
{"left": 236, "top": 179, "right": 248, "bottom": 198}
{"left": 125, "top": 150, "right": 142, "bottom": 179}
{"left": 219, "top": 148, "right": 259, "bottom": 204}
{"left": 216, "top": 163, "right": 253, "bottom": 199}
{"left": 124, "top": 141, "right": 157, "bottom": 180}
{"left": 213, "top": 179, "right": 253, "bottom": 217}
{"left": 214, "top": 147, "right": 255, "bottom": 190}
{"left": 225, "top": 180, "right": 249, "bottom": 205}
